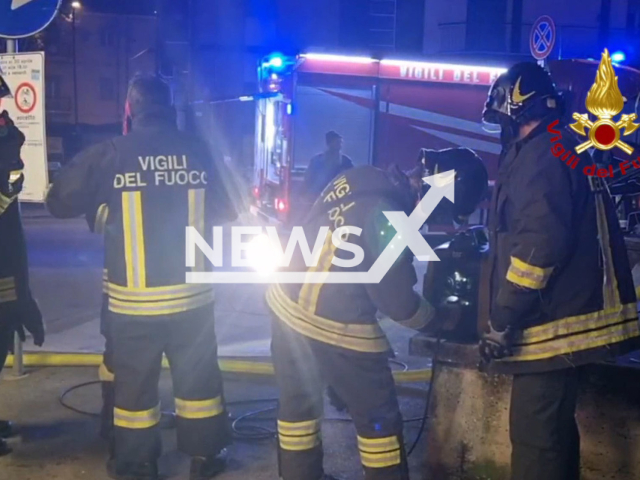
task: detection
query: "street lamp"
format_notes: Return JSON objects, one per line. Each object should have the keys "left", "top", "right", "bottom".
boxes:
{"left": 71, "top": 1, "right": 81, "bottom": 130}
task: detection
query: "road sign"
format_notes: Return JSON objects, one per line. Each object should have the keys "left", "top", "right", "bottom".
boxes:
{"left": 0, "top": 52, "right": 49, "bottom": 202}
{"left": 0, "top": 0, "right": 62, "bottom": 39}
{"left": 530, "top": 15, "right": 556, "bottom": 61}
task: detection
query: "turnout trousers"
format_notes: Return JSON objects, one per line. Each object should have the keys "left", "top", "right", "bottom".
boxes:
{"left": 271, "top": 316, "right": 409, "bottom": 480}
{"left": 110, "top": 304, "right": 231, "bottom": 467}
{"left": 510, "top": 368, "right": 580, "bottom": 480}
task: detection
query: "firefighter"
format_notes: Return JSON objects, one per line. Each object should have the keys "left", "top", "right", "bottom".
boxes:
{"left": 46, "top": 74, "right": 237, "bottom": 480}
{"left": 267, "top": 164, "right": 435, "bottom": 480}
{"left": 480, "top": 62, "right": 640, "bottom": 480}
{"left": 303, "top": 131, "right": 354, "bottom": 200}
{"left": 0, "top": 110, "right": 45, "bottom": 456}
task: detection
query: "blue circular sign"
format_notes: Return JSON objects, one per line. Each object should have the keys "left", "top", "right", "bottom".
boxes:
{"left": 0, "top": 0, "right": 62, "bottom": 39}
{"left": 529, "top": 15, "right": 556, "bottom": 60}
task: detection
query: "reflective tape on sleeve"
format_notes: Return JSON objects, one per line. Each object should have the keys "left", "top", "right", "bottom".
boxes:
{"left": 506, "top": 256, "right": 553, "bottom": 290}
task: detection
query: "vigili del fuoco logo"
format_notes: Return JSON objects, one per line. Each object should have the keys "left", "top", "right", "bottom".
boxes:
{"left": 547, "top": 49, "right": 640, "bottom": 179}
{"left": 570, "top": 48, "right": 639, "bottom": 154}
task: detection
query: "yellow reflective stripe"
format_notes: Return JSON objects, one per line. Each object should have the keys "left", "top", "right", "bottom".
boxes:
{"left": 266, "top": 284, "right": 390, "bottom": 353}
{"left": 278, "top": 419, "right": 322, "bottom": 451}
{"left": 357, "top": 435, "right": 400, "bottom": 453}
{"left": 108, "top": 289, "right": 214, "bottom": 316}
{"left": 122, "top": 191, "right": 146, "bottom": 289}
{"left": 0, "top": 192, "right": 16, "bottom": 214}
{"left": 0, "top": 290, "right": 17, "bottom": 303}
{"left": 504, "top": 317, "right": 640, "bottom": 362}
{"left": 277, "top": 419, "right": 321, "bottom": 436}
{"left": 595, "top": 194, "right": 620, "bottom": 309}
{"left": 396, "top": 297, "right": 435, "bottom": 330}
{"left": 175, "top": 396, "right": 224, "bottom": 419}
{"left": 95, "top": 203, "right": 109, "bottom": 234}
{"left": 113, "top": 404, "right": 160, "bottom": 429}
{"left": 99, "top": 362, "right": 114, "bottom": 382}
{"left": 108, "top": 282, "right": 212, "bottom": 301}
{"left": 506, "top": 256, "right": 553, "bottom": 290}
{"left": 519, "top": 303, "right": 637, "bottom": 345}
{"left": 298, "top": 230, "right": 334, "bottom": 312}
{"left": 636, "top": 285, "right": 640, "bottom": 300}
{"left": 0, "top": 277, "right": 16, "bottom": 288}
{"left": 188, "top": 189, "right": 206, "bottom": 272}
{"left": 360, "top": 450, "right": 402, "bottom": 469}
{"left": 102, "top": 269, "right": 109, "bottom": 294}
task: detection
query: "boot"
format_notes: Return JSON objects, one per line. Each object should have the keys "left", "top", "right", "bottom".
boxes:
{"left": 0, "top": 438, "right": 11, "bottom": 457}
{"left": 106, "top": 458, "right": 159, "bottom": 480}
{"left": 0, "top": 420, "right": 13, "bottom": 438}
{"left": 189, "top": 449, "right": 228, "bottom": 480}
{"left": 100, "top": 382, "right": 115, "bottom": 440}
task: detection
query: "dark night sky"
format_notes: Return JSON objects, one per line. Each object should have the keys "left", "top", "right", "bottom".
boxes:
{"left": 78, "top": 0, "right": 157, "bottom": 15}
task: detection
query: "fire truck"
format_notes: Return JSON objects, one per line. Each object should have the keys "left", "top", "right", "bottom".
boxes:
{"left": 250, "top": 51, "right": 640, "bottom": 226}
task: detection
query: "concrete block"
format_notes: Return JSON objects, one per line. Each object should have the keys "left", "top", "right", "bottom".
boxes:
{"left": 412, "top": 338, "right": 640, "bottom": 480}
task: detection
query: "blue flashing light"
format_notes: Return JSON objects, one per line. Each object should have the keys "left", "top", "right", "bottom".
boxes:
{"left": 270, "top": 56, "right": 284, "bottom": 68}
{"left": 287, "top": 104, "right": 293, "bottom": 115}
{"left": 611, "top": 51, "right": 626, "bottom": 63}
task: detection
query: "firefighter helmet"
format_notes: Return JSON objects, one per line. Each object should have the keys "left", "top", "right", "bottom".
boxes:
{"left": 418, "top": 147, "right": 488, "bottom": 225}
{"left": 482, "top": 62, "right": 562, "bottom": 128}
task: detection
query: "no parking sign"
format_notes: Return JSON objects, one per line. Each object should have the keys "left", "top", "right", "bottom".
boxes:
{"left": 530, "top": 15, "right": 556, "bottom": 61}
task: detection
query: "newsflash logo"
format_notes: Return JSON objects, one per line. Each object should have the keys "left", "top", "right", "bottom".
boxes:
{"left": 185, "top": 172, "right": 455, "bottom": 284}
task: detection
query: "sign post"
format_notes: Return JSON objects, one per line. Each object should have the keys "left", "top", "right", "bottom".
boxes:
{"left": 530, "top": 15, "right": 556, "bottom": 69}
{"left": 1, "top": 0, "right": 62, "bottom": 378}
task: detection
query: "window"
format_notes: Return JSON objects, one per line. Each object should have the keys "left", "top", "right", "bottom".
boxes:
{"left": 46, "top": 75, "right": 62, "bottom": 99}
{"left": 99, "top": 77, "right": 115, "bottom": 101}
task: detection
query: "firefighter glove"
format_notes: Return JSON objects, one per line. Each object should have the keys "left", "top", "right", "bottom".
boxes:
{"left": 17, "top": 297, "right": 45, "bottom": 347}
{"left": 479, "top": 321, "right": 513, "bottom": 362}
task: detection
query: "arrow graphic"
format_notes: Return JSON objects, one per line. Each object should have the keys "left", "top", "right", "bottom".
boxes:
{"left": 11, "top": 0, "right": 36, "bottom": 10}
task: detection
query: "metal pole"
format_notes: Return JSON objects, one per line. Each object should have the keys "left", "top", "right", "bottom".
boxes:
{"left": 72, "top": 9, "right": 79, "bottom": 130}
{"left": 6, "top": 39, "right": 26, "bottom": 379}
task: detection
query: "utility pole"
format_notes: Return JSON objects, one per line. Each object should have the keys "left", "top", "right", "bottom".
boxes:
{"left": 5, "top": 38, "right": 26, "bottom": 380}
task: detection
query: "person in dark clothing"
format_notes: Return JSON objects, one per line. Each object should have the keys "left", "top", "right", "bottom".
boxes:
{"left": 0, "top": 109, "right": 45, "bottom": 456}
{"left": 480, "top": 61, "right": 640, "bottom": 480}
{"left": 46, "top": 74, "right": 237, "bottom": 480}
{"left": 267, "top": 165, "right": 435, "bottom": 480}
{"left": 303, "top": 131, "right": 354, "bottom": 200}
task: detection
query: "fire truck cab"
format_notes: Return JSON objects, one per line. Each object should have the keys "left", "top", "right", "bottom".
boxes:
{"left": 251, "top": 51, "right": 640, "bottom": 227}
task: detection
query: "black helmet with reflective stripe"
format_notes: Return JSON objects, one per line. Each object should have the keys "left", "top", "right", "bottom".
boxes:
{"left": 482, "top": 62, "right": 561, "bottom": 127}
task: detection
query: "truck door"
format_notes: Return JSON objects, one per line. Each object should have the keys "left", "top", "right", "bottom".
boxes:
{"left": 254, "top": 95, "right": 290, "bottom": 220}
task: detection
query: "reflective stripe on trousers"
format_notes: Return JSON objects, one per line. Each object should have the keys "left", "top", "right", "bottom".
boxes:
{"left": 175, "top": 396, "right": 224, "bottom": 420}
{"left": 278, "top": 418, "right": 322, "bottom": 451}
{"left": 113, "top": 404, "right": 161, "bottom": 429}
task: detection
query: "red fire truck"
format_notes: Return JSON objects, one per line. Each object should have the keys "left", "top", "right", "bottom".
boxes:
{"left": 251, "top": 52, "right": 640, "bottom": 225}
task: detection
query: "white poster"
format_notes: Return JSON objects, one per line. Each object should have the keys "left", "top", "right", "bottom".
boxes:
{"left": 0, "top": 51, "right": 48, "bottom": 202}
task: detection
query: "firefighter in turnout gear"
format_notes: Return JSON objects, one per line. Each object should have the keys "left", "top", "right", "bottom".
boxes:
{"left": 481, "top": 62, "right": 640, "bottom": 480}
{"left": 46, "top": 75, "right": 237, "bottom": 480}
{"left": 267, "top": 165, "right": 435, "bottom": 480}
{"left": 0, "top": 110, "right": 45, "bottom": 457}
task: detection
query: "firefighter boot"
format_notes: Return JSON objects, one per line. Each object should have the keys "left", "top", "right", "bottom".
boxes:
{"left": 189, "top": 449, "right": 228, "bottom": 480}
{"left": 100, "top": 382, "right": 115, "bottom": 440}
{"left": 0, "top": 420, "right": 13, "bottom": 437}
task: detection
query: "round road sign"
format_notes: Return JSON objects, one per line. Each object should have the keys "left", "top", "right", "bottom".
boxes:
{"left": 530, "top": 15, "right": 556, "bottom": 61}
{"left": 14, "top": 82, "right": 37, "bottom": 114}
